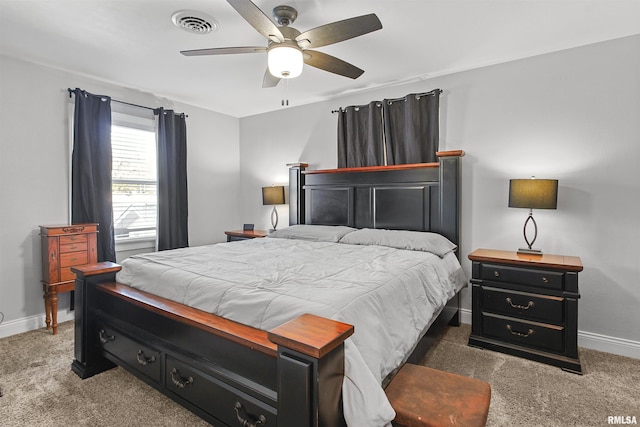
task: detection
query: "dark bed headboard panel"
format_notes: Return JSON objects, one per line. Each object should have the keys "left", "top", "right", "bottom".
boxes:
{"left": 288, "top": 151, "right": 463, "bottom": 249}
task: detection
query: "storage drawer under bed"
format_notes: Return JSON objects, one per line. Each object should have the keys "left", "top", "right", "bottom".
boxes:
{"left": 98, "top": 325, "right": 161, "bottom": 383}
{"left": 166, "top": 355, "right": 277, "bottom": 427}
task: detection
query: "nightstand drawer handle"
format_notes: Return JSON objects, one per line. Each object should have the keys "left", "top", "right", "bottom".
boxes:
{"left": 506, "top": 324, "right": 535, "bottom": 338}
{"left": 506, "top": 298, "right": 535, "bottom": 310}
{"left": 493, "top": 271, "right": 500, "bottom": 277}
{"left": 542, "top": 277, "right": 549, "bottom": 283}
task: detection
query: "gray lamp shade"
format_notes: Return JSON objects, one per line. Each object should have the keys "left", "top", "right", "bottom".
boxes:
{"left": 262, "top": 186, "right": 285, "bottom": 205}
{"left": 509, "top": 179, "right": 558, "bottom": 210}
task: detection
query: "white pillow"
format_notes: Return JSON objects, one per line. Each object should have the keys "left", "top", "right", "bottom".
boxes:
{"left": 339, "top": 228, "right": 457, "bottom": 257}
{"left": 267, "top": 225, "right": 356, "bottom": 243}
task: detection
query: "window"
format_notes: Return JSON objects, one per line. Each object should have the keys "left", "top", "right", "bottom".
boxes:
{"left": 111, "top": 112, "right": 157, "bottom": 243}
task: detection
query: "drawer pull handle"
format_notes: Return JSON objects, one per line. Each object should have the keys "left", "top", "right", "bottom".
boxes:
{"left": 70, "top": 258, "right": 78, "bottom": 262}
{"left": 506, "top": 298, "right": 535, "bottom": 310}
{"left": 493, "top": 271, "right": 500, "bottom": 277}
{"left": 234, "top": 402, "right": 266, "bottom": 427}
{"left": 136, "top": 349, "right": 156, "bottom": 366}
{"left": 506, "top": 324, "right": 535, "bottom": 338}
{"left": 542, "top": 277, "right": 549, "bottom": 283}
{"left": 98, "top": 329, "right": 115, "bottom": 344}
{"left": 170, "top": 368, "right": 193, "bottom": 389}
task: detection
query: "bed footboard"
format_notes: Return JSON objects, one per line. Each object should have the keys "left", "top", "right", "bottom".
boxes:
{"left": 71, "top": 262, "right": 353, "bottom": 427}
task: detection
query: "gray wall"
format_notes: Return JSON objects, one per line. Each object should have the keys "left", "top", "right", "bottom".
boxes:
{"left": 238, "top": 35, "right": 640, "bottom": 354}
{"left": 0, "top": 56, "right": 241, "bottom": 333}
{"left": 1, "top": 35, "right": 638, "bottom": 356}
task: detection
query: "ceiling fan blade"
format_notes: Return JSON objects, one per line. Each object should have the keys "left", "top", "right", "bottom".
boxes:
{"left": 227, "top": 0, "right": 284, "bottom": 43}
{"left": 296, "top": 14, "right": 382, "bottom": 49}
{"left": 262, "top": 68, "right": 281, "bottom": 88}
{"left": 181, "top": 46, "right": 266, "bottom": 56}
{"left": 303, "top": 50, "right": 364, "bottom": 79}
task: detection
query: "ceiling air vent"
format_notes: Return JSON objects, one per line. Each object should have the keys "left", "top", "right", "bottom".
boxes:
{"left": 172, "top": 10, "right": 218, "bottom": 35}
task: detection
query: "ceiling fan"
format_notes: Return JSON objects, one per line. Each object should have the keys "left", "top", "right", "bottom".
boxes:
{"left": 180, "top": 0, "right": 383, "bottom": 88}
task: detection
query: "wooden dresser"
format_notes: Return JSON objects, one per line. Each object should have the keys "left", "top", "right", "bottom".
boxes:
{"left": 468, "top": 248, "right": 583, "bottom": 374}
{"left": 40, "top": 224, "right": 98, "bottom": 334}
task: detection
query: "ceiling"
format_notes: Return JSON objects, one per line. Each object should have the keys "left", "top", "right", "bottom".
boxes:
{"left": 1, "top": 0, "right": 639, "bottom": 118}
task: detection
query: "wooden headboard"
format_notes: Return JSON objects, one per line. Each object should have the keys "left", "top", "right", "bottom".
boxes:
{"left": 288, "top": 150, "right": 463, "bottom": 250}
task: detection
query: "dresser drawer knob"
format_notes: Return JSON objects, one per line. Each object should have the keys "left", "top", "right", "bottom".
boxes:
{"left": 493, "top": 271, "right": 500, "bottom": 277}
{"left": 506, "top": 298, "right": 535, "bottom": 310}
{"left": 136, "top": 349, "right": 156, "bottom": 366}
{"left": 170, "top": 368, "right": 193, "bottom": 389}
{"left": 506, "top": 324, "right": 535, "bottom": 338}
{"left": 234, "top": 401, "right": 266, "bottom": 427}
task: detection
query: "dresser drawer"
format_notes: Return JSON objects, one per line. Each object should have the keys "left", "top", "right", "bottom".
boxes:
{"left": 59, "top": 234, "right": 88, "bottom": 245}
{"left": 482, "top": 313, "right": 564, "bottom": 353}
{"left": 481, "top": 263, "right": 564, "bottom": 291}
{"left": 481, "top": 286, "right": 564, "bottom": 324}
{"left": 60, "top": 267, "right": 77, "bottom": 282}
{"left": 98, "top": 325, "right": 161, "bottom": 383}
{"left": 60, "top": 251, "right": 88, "bottom": 267}
{"left": 166, "top": 356, "right": 276, "bottom": 427}
{"left": 60, "top": 241, "right": 88, "bottom": 253}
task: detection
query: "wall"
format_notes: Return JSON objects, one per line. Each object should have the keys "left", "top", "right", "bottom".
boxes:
{"left": 0, "top": 56, "right": 241, "bottom": 335}
{"left": 238, "top": 35, "right": 640, "bottom": 356}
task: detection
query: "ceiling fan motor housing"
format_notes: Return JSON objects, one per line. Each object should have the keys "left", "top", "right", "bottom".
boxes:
{"left": 272, "top": 5, "right": 298, "bottom": 26}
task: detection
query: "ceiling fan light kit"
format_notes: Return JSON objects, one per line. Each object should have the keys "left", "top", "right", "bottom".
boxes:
{"left": 268, "top": 44, "right": 303, "bottom": 78}
{"left": 180, "top": 0, "right": 382, "bottom": 87}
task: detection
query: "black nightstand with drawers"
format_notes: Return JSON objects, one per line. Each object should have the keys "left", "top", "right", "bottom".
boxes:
{"left": 468, "top": 248, "right": 583, "bottom": 374}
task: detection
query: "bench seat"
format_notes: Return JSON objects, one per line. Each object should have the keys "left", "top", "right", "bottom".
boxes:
{"left": 385, "top": 364, "right": 491, "bottom": 427}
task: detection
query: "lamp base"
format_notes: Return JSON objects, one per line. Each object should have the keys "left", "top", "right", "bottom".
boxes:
{"left": 517, "top": 247, "right": 543, "bottom": 255}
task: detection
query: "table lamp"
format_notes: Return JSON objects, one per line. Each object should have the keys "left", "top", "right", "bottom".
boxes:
{"left": 508, "top": 177, "right": 558, "bottom": 255}
{"left": 262, "top": 185, "right": 285, "bottom": 232}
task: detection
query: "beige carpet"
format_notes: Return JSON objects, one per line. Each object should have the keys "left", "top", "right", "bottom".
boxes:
{"left": 1, "top": 321, "right": 638, "bottom": 426}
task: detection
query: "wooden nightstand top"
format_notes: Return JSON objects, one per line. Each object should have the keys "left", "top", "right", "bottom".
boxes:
{"left": 468, "top": 248, "right": 583, "bottom": 272}
{"left": 224, "top": 229, "right": 268, "bottom": 239}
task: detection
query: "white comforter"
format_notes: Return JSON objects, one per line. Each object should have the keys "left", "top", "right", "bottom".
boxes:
{"left": 116, "top": 237, "right": 467, "bottom": 426}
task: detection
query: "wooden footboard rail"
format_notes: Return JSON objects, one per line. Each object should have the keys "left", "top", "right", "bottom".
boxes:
{"left": 71, "top": 262, "right": 353, "bottom": 427}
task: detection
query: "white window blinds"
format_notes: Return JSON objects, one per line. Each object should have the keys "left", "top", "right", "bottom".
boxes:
{"left": 112, "top": 122, "right": 157, "bottom": 241}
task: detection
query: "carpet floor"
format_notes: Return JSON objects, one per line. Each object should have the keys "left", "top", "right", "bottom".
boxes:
{"left": 1, "top": 321, "right": 637, "bottom": 426}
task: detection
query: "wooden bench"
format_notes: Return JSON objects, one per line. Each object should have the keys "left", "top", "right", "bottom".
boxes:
{"left": 385, "top": 364, "right": 491, "bottom": 427}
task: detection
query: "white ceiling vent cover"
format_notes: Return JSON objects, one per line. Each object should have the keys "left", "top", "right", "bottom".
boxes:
{"left": 172, "top": 10, "right": 218, "bottom": 35}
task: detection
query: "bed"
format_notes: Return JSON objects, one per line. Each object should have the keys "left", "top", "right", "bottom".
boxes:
{"left": 71, "top": 150, "right": 465, "bottom": 427}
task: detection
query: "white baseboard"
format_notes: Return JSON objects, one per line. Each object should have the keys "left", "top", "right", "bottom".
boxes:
{"left": 458, "top": 308, "right": 639, "bottom": 359}
{"left": 0, "top": 310, "right": 75, "bottom": 339}
{"left": 2, "top": 307, "right": 639, "bottom": 359}
{"left": 577, "top": 330, "right": 640, "bottom": 359}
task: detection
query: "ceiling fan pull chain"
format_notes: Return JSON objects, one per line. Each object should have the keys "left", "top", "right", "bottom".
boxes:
{"left": 281, "top": 78, "right": 290, "bottom": 106}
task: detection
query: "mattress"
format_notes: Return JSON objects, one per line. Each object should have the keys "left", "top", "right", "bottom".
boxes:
{"left": 116, "top": 233, "right": 467, "bottom": 426}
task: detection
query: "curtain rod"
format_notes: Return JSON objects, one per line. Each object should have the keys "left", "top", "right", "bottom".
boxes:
{"left": 331, "top": 88, "right": 443, "bottom": 113}
{"left": 67, "top": 88, "right": 187, "bottom": 117}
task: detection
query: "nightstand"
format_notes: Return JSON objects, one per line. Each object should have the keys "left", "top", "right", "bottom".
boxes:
{"left": 225, "top": 229, "right": 268, "bottom": 242}
{"left": 468, "top": 248, "right": 583, "bottom": 374}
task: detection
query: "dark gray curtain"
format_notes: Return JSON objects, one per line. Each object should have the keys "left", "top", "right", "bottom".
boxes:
{"left": 383, "top": 90, "right": 440, "bottom": 165}
{"left": 71, "top": 88, "right": 116, "bottom": 262}
{"left": 155, "top": 108, "right": 188, "bottom": 251}
{"left": 337, "top": 102, "right": 384, "bottom": 168}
